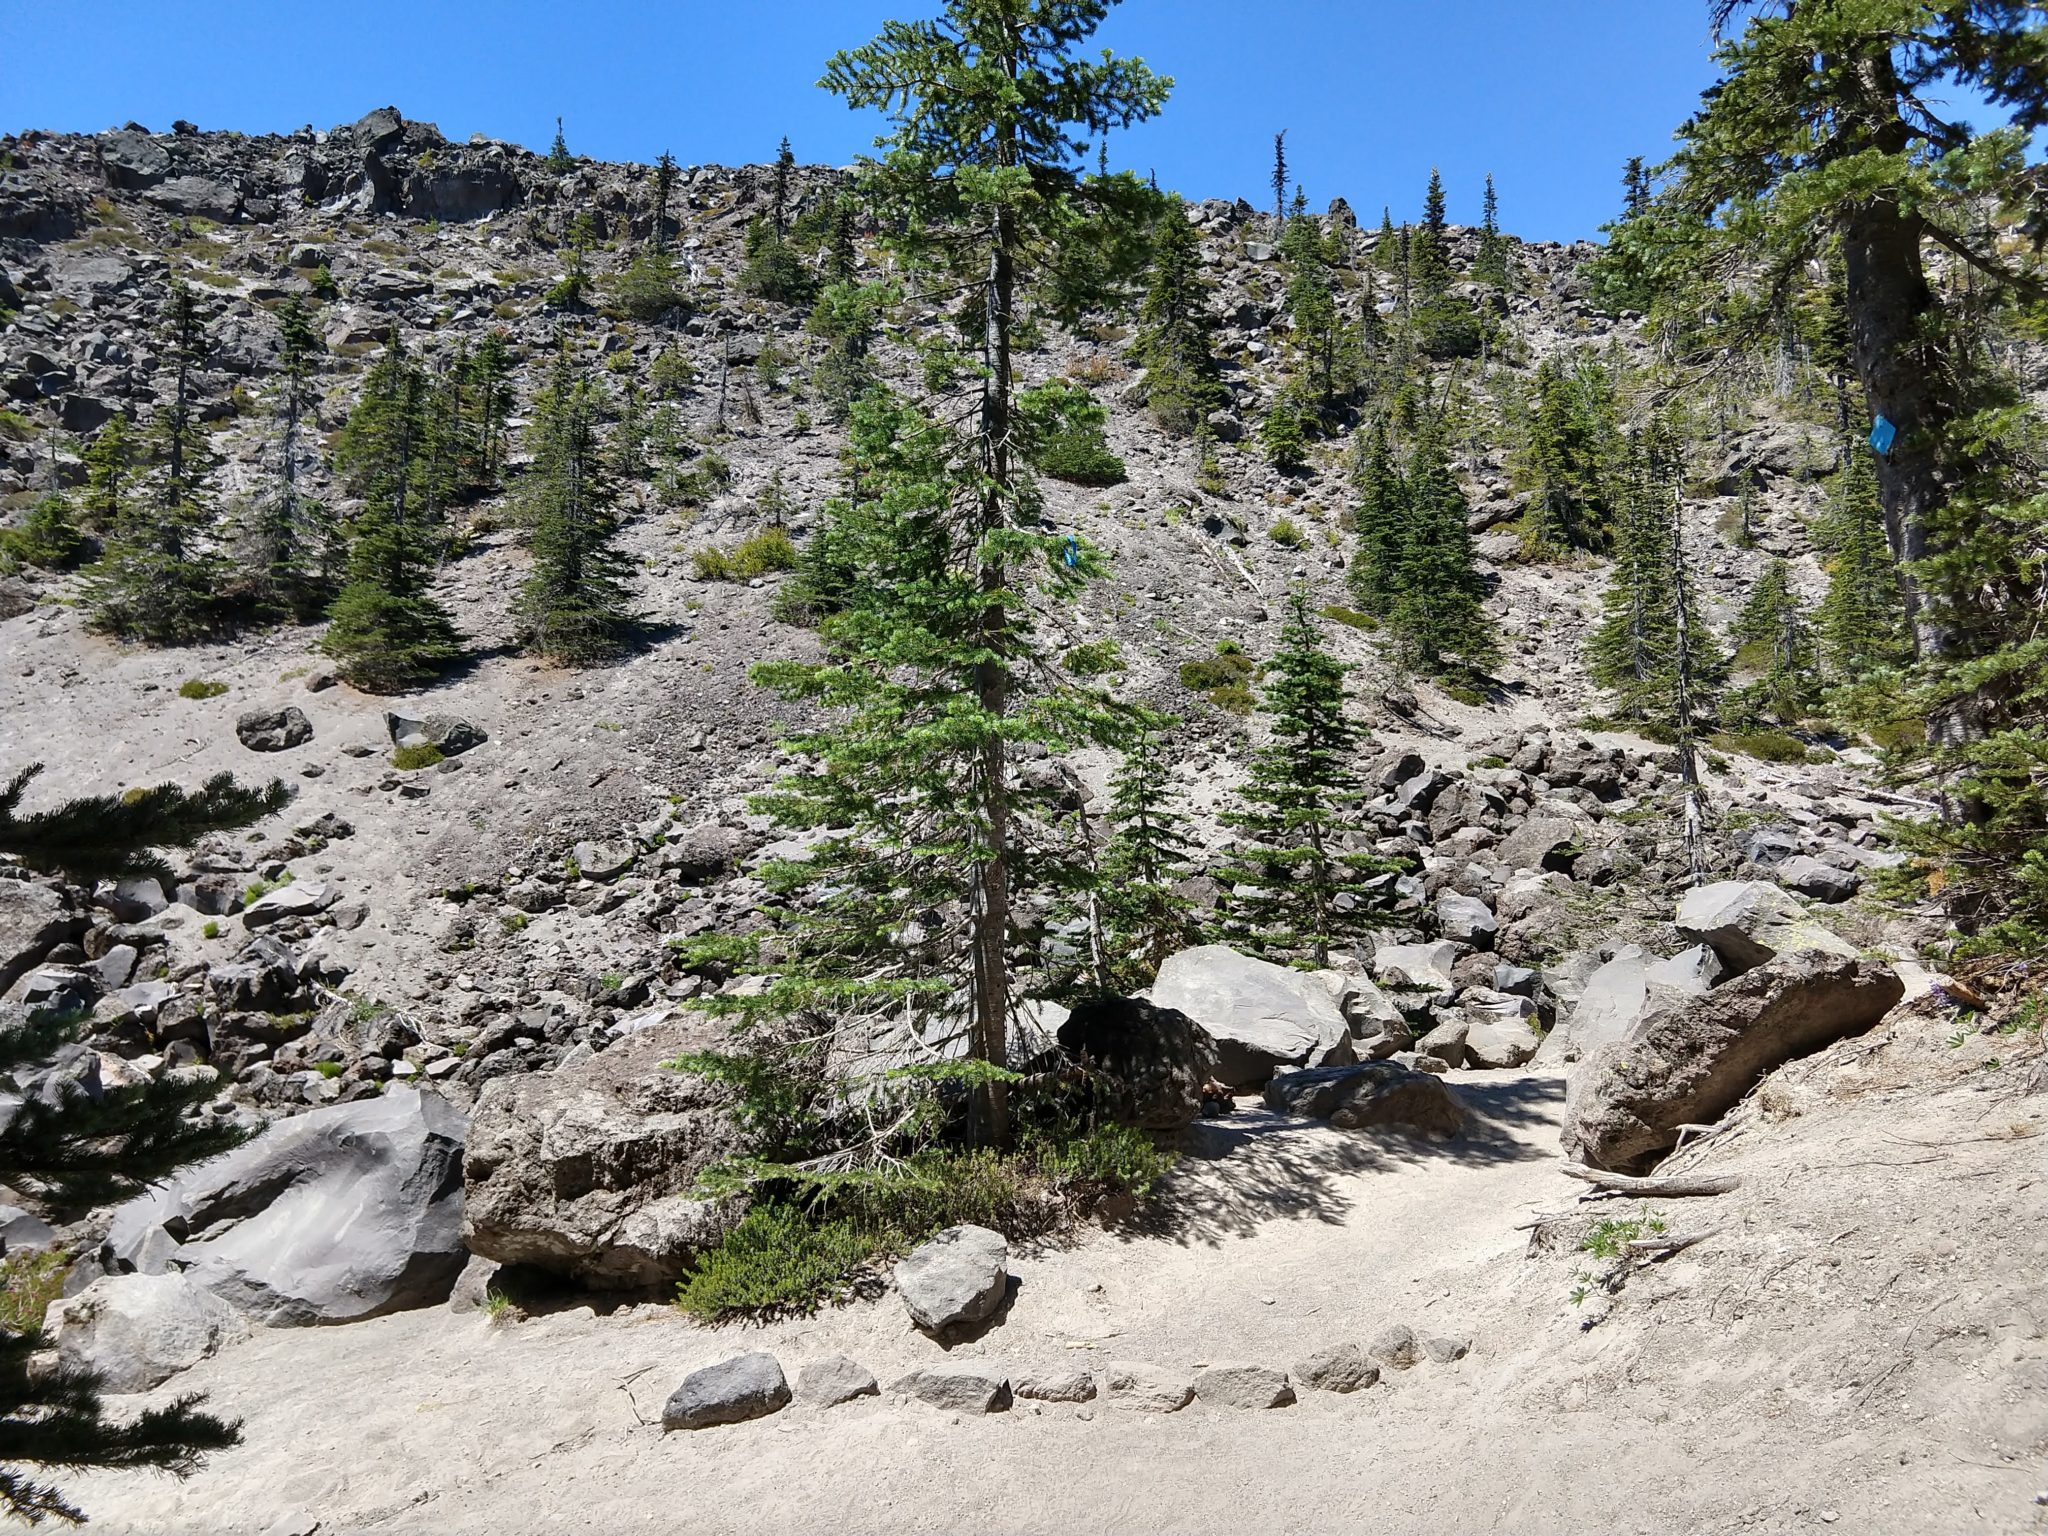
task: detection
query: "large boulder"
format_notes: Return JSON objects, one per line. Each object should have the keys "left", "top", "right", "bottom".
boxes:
{"left": 1675, "top": 881, "right": 1855, "bottom": 974}
{"left": 1264, "top": 1061, "right": 1465, "bottom": 1138}
{"left": 462, "top": 1020, "right": 737, "bottom": 1287}
{"left": 894, "top": 1224, "right": 1008, "bottom": 1334}
{"left": 1435, "top": 891, "right": 1498, "bottom": 946}
{"left": 240, "top": 881, "right": 340, "bottom": 929}
{"left": 97, "top": 129, "right": 171, "bottom": 189}
{"left": 407, "top": 158, "right": 522, "bottom": 221}
{"left": 0, "top": 880, "right": 87, "bottom": 995}
{"left": 1498, "top": 816, "right": 1582, "bottom": 874}
{"left": 1776, "top": 855, "right": 1862, "bottom": 904}
{"left": 235, "top": 706, "right": 313, "bottom": 752}
{"left": 43, "top": 1273, "right": 248, "bottom": 1392}
{"left": 106, "top": 1088, "right": 467, "bottom": 1324}
{"left": 1563, "top": 952, "right": 1905, "bottom": 1171}
{"left": 1151, "top": 945, "right": 1352, "bottom": 1087}
{"left": 1053, "top": 996, "right": 1217, "bottom": 1134}
{"left": 1534, "top": 944, "right": 1720, "bottom": 1065}
{"left": 1460, "top": 989, "right": 1540, "bottom": 1068}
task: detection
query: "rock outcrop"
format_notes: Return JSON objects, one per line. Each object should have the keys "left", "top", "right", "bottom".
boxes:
{"left": 1150, "top": 944, "right": 1353, "bottom": 1086}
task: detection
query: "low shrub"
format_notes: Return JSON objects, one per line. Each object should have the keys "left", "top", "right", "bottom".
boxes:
{"left": 1321, "top": 604, "right": 1377, "bottom": 631}
{"left": 392, "top": 742, "right": 445, "bottom": 771}
{"left": 1268, "top": 517, "right": 1307, "bottom": 549}
{"left": 177, "top": 678, "right": 228, "bottom": 700}
{"left": 693, "top": 527, "right": 798, "bottom": 581}
{"left": 0, "top": 1250, "right": 67, "bottom": 1333}
{"left": 1064, "top": 638, "right": 1123, "bottom": 677}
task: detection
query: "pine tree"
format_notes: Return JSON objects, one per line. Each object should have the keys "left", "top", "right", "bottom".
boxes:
{"left": 651, "top": 150, "right": 678, "bottom": 254}
{"left": 1270, "top": 130, "right": 1288, "bottom": 228}
{"left": 1388, "top": 422, "right": 1495, "bottom": 675}
{"left": 547, "top": 115, "right": 573, "bottom": 173}
{"left": 1374, "top": 205, "right": 1400, "bottom": 273}
{"left": 464, "top": 330, "right": 515, "bottom": 486}
{"left": 1278, "top": 199, "right": 1349, "bottom": 416}
{"left": 1347, "top": 419, "right": 1404, "bottom": 613}
{"left": 321, "top": 332, "right": 462, "bottom": 692}
{"left": 1407, "top": 169, "right": 1479, "bottom": 359}
{"left": 1216, "top": 586, "right": 1387, "bottom": 966}
{"left": 1728, "top": 557, "right": 1818, "bottom": 723}
{"left": 86, "top": 282, "right": 224, "bottom": 643}
{"left": 76, "top": 414, "right": 130, "bottom": 535}
{"left": 739, "top": 0, "right": 1169, "bottom": 1142}
{"left": 741, "top": 140, "right": 814, "bottom": 305}
{"left": 1130, "top": 195, "right": 1223, "bottom": 434}
{"left": 0, "top": 764, "right": 294, "bottom": 1523}
{"left": 1586, "top": 426, "right": 1724, "bottom": 731}
{"left": 1474, "top": 172, "right": 1509, "bottom": 287}
{"left": 242, "top": 296, "right": 338, "bottom": 619}
{"left": 1096, "top": 720, "right": 1202, "bottom": 991}
{"left": 771, "top": 136, "right": 796, "bottom": 238}
{"left": 1621, "top": 155, "right": 1649, "bottom": 219}
{"left": 515, "top": 349, "right": 639, "bottom": 664}
{"left": 1817, "top": 454, "right": 1906, "bottom": 681}
{"left": 1519, "top": 354, "right": 1615, "bottom": 556}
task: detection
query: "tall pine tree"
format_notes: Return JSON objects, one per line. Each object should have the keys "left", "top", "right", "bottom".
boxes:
{"left": 1130, "top": 195, "right": 1223, "bottom": 434}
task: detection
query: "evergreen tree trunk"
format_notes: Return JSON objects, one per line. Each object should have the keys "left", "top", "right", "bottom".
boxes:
{"left": 1668, "top": 485, "right": 1706, "bottom": 885}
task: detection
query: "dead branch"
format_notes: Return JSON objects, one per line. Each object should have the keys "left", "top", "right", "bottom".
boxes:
{"left": 1561, "top": 1163, "right": 1741, "bottom": 1198}
{"left": 1625, "top": 1226, "right": 1722, "bottom": 1257}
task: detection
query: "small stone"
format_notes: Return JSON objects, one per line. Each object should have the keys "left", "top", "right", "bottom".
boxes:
{"left": 661, "top": 1353, "right": 791, "bottom": 1430}
{"left": 1294, "top": 1343, "right": 1379, "bottom": 1393}
{"left": 1100, "top": 1361, "right": 1192, "bottom": 1413}
{"left": 1422, "top": 1334, "right": 1471, "bottom": 1364}
{"left": 797, "top": 1354, "right": 878, "bottom": 1409}
{"left": 235, "top": 707, "right": 314, "bottom": 753}
{"left": 1368, "top": 1324, "right": 1423, "bottom": 1370}
{"left": 891, "top": 1366, "right": 1010, "bottom": 1414}
{"left": 1012, "top": 1369, "right": 1096, "bottom": 1403}
{"left": 1192, "top": 1363, "right": 1295, "bottom": 1409}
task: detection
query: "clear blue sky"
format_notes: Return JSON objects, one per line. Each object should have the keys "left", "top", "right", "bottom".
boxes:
{"left": 1, "top": 1, "right": 1727, "bottom": 242}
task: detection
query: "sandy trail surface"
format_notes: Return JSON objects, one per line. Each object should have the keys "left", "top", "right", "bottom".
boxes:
{"left": 68, "top": 1059, "right": 2048, "bottom": 1535}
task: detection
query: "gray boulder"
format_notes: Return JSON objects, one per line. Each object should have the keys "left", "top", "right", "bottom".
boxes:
{"left": 0, "top": 880, "right": 86, "bottom": 995}
{"left": 1563, "top": 952, "right": 1905, "bottom": 1171}
{"left": 1151, "top": 944, "right": 1353, "bottom": 1087}
{"left": 662, "top": 1353, "right": 790, "bottom": 1430}
{"left": 1294, "top": 1343, "right": 1379, "bottom": 1393}
{"left": 97, "top": 129, "right": 171, "bottom": 188}
{"left": 43, "top": 1273, "right": 248, "bottom": 1391}
{"left": 1460, "top": 989, "right": 1540, "bottom": 1068}
{"left": 1535, "top": 944, "right": 1720, "bottom": 1065}
{"left": 241, "top": 881, "right": 339, "bottom": 929}
{"left": 146, "top": 175, "right": 239, "bottom": 221}
{"left": 1675, "top": 880, "right": 1854, "bottom": 974}
{"left": 1013, "top": 1369, "right": 1097, "bottom": 1402}
{"left": 1371, "top": 940, "right": 1460, "bottom": 992}
{"left": 893, "top": 1366, "right": 1012, "bottom": 1413}
{"left": 797, "top": 1355, "right": 878, "bottom": 1408}
{"left": 1369, "top": 1323, "right": 1423, "bottom": 1370}
{"left": 571, "top": 841, "right": 634, "bottom": 882}
{"left": 235, "top": 706, "right": 313, "bottom": 752}
{"left": 1776, "top": 854, "right": 1862, "bottom": 904}
{"left": 106, "top": 1088, "right": 467, "bottom": 1325}
{"left": 1193, "top": 1363, "right": 1294, "bottom": 1409}
{"left": 384, "top": 712, "right": 487, "bottom": 757}
{"left": 1498, "top": 815, "right": 1582, "bottom": 873}
{"left": 1435, "top": 890, "right": 1498, "bottom": 946}
{"left": 895, "top": 1224, "right": 1008, "bottom": 1334}
{"left": 463, "top": 1019, "right": 737, "bottom": 1287}
{"left": 1053, "top": 995, "right": 1218, "bottom": 1134}
{"left": 1264, "top": 1061, "right": 1465, "bottom": 1138}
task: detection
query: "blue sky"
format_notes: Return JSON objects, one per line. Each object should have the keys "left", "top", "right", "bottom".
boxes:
{"left": 2, "top": 1, "right": 1726, "bottom": 242}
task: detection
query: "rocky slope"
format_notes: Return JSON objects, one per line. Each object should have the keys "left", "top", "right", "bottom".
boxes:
{"left": 2, "top": 109, "right": 2043, "bottom": 1532}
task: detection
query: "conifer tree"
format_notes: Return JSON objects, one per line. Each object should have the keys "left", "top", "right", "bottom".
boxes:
{"left": 1216, "top": 586, "right": 1386, "bottom": 966}
{"left": 1474, "top": 172, "right": 1509, "bottom": 287}
{"left": 741, "top": 139, "right": 814, "bottom": 305}
{"left": 76, "top": 414, "right": 130, "bottom": 535}
{"left": 737, "top": 0, "right": 1168, "bottom": 1142}
{"left": 1096, "top": 719, "right": 1202, "bottom": 991}
{"left": 652, "top": 149, "right": 678, "bottom": 254}
{"left": 1406, "top": 169, "right": 1479, "bottom": 358}
{"left": 242, "top": 295, "right": 338, "bottom": 619}
{"left": 1817, "top": 454, "right": 1906, "bottom": 681}
{"left": 547, "top": 115, "right": 573, "bottom": 173}
{"left": 1374, "top": 205, "right": 1399, "bottom": 273}
{"left": 464, "top": 330, "right": 515, "bottom": 486}
{"left": 515, "top": 349, "right": 639, "bottom": 664}
{"left": 1278, "top": 200, "right": 1348, "bottom": 415}
{"left": 86, "top": 282, "right": 224, "bottom": 643}
{"left": 1270, "top": 130, "right": 1288, "bottom": 227}
{"left": 1130, "top": 195, "right": 1223, "bottom": 434}
{"left": 1347, "top": 418, "right": 1404, "bottom": 613}
{"left": 1728, "top": 557, "right": 1818, "bottom": 723}
{"left": 1586, "top": 426, "right": 1724, "bottom": 730}
{"left": 321, "top": 332, "right": 462, "bottom": 691}
{"left": 1519, "top": 354, "right": 1615, "bottom": 556}
{"left": 1622, "top": 155, "right": 1649, "bottom": 219}
{"left": 1388, "top": 422, "right": 1495, "bottom": 675}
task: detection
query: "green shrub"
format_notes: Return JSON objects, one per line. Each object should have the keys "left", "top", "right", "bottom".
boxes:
{"left": 0, "top": 1250, "right": 68, "bottom": 1333}
{"left": 1321, "top": 604, "right": 1378, "bottom": 631}
{"left": 693, "top": 527, "right": 798, "bottom": 581}
{"left": 200, "top": 919, "right": 221, "bottom": 940}
{"left": 1206, "top": 683, "right": 1255, "bottom": 715}
{"left": 1710, "top": 728, "right": 1809, "bottom": 764}
{"left": 1064, "top": 638, "right": 1124, "bottom": 676}
{"left": 677, "top": 1202, "right": 882, "bottom": 1320}
{"left": 392, "top": 742, "right": 445, "bottom": 771}
{"left": 1178, "top": 652, "right": 1254, "bottom": 691}
{"left": 1017, "top": 379, "right": 1126, "bottom": 486}
{"left": 177, "top": 678, "right": 228, "bottom": 700}
{"left": 1268, "top": 517, "right": 1307, "bottom": 549}
{"left": 0, "top": 496, "right": 88, "bottom": 570}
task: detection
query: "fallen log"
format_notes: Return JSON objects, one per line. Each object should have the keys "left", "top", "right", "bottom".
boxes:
{"left": 1560, "top": 1163, "right": 1741, "bottom": 1198}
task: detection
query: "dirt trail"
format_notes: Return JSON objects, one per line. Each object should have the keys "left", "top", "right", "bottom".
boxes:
{"left": 67, "top": 1050, "right": 2048, "bottom": 1535}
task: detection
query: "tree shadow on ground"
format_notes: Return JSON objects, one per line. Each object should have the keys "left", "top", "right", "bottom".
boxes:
{"left": 1115, "top": 1071, "right": 1565, "bottom": 1250}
